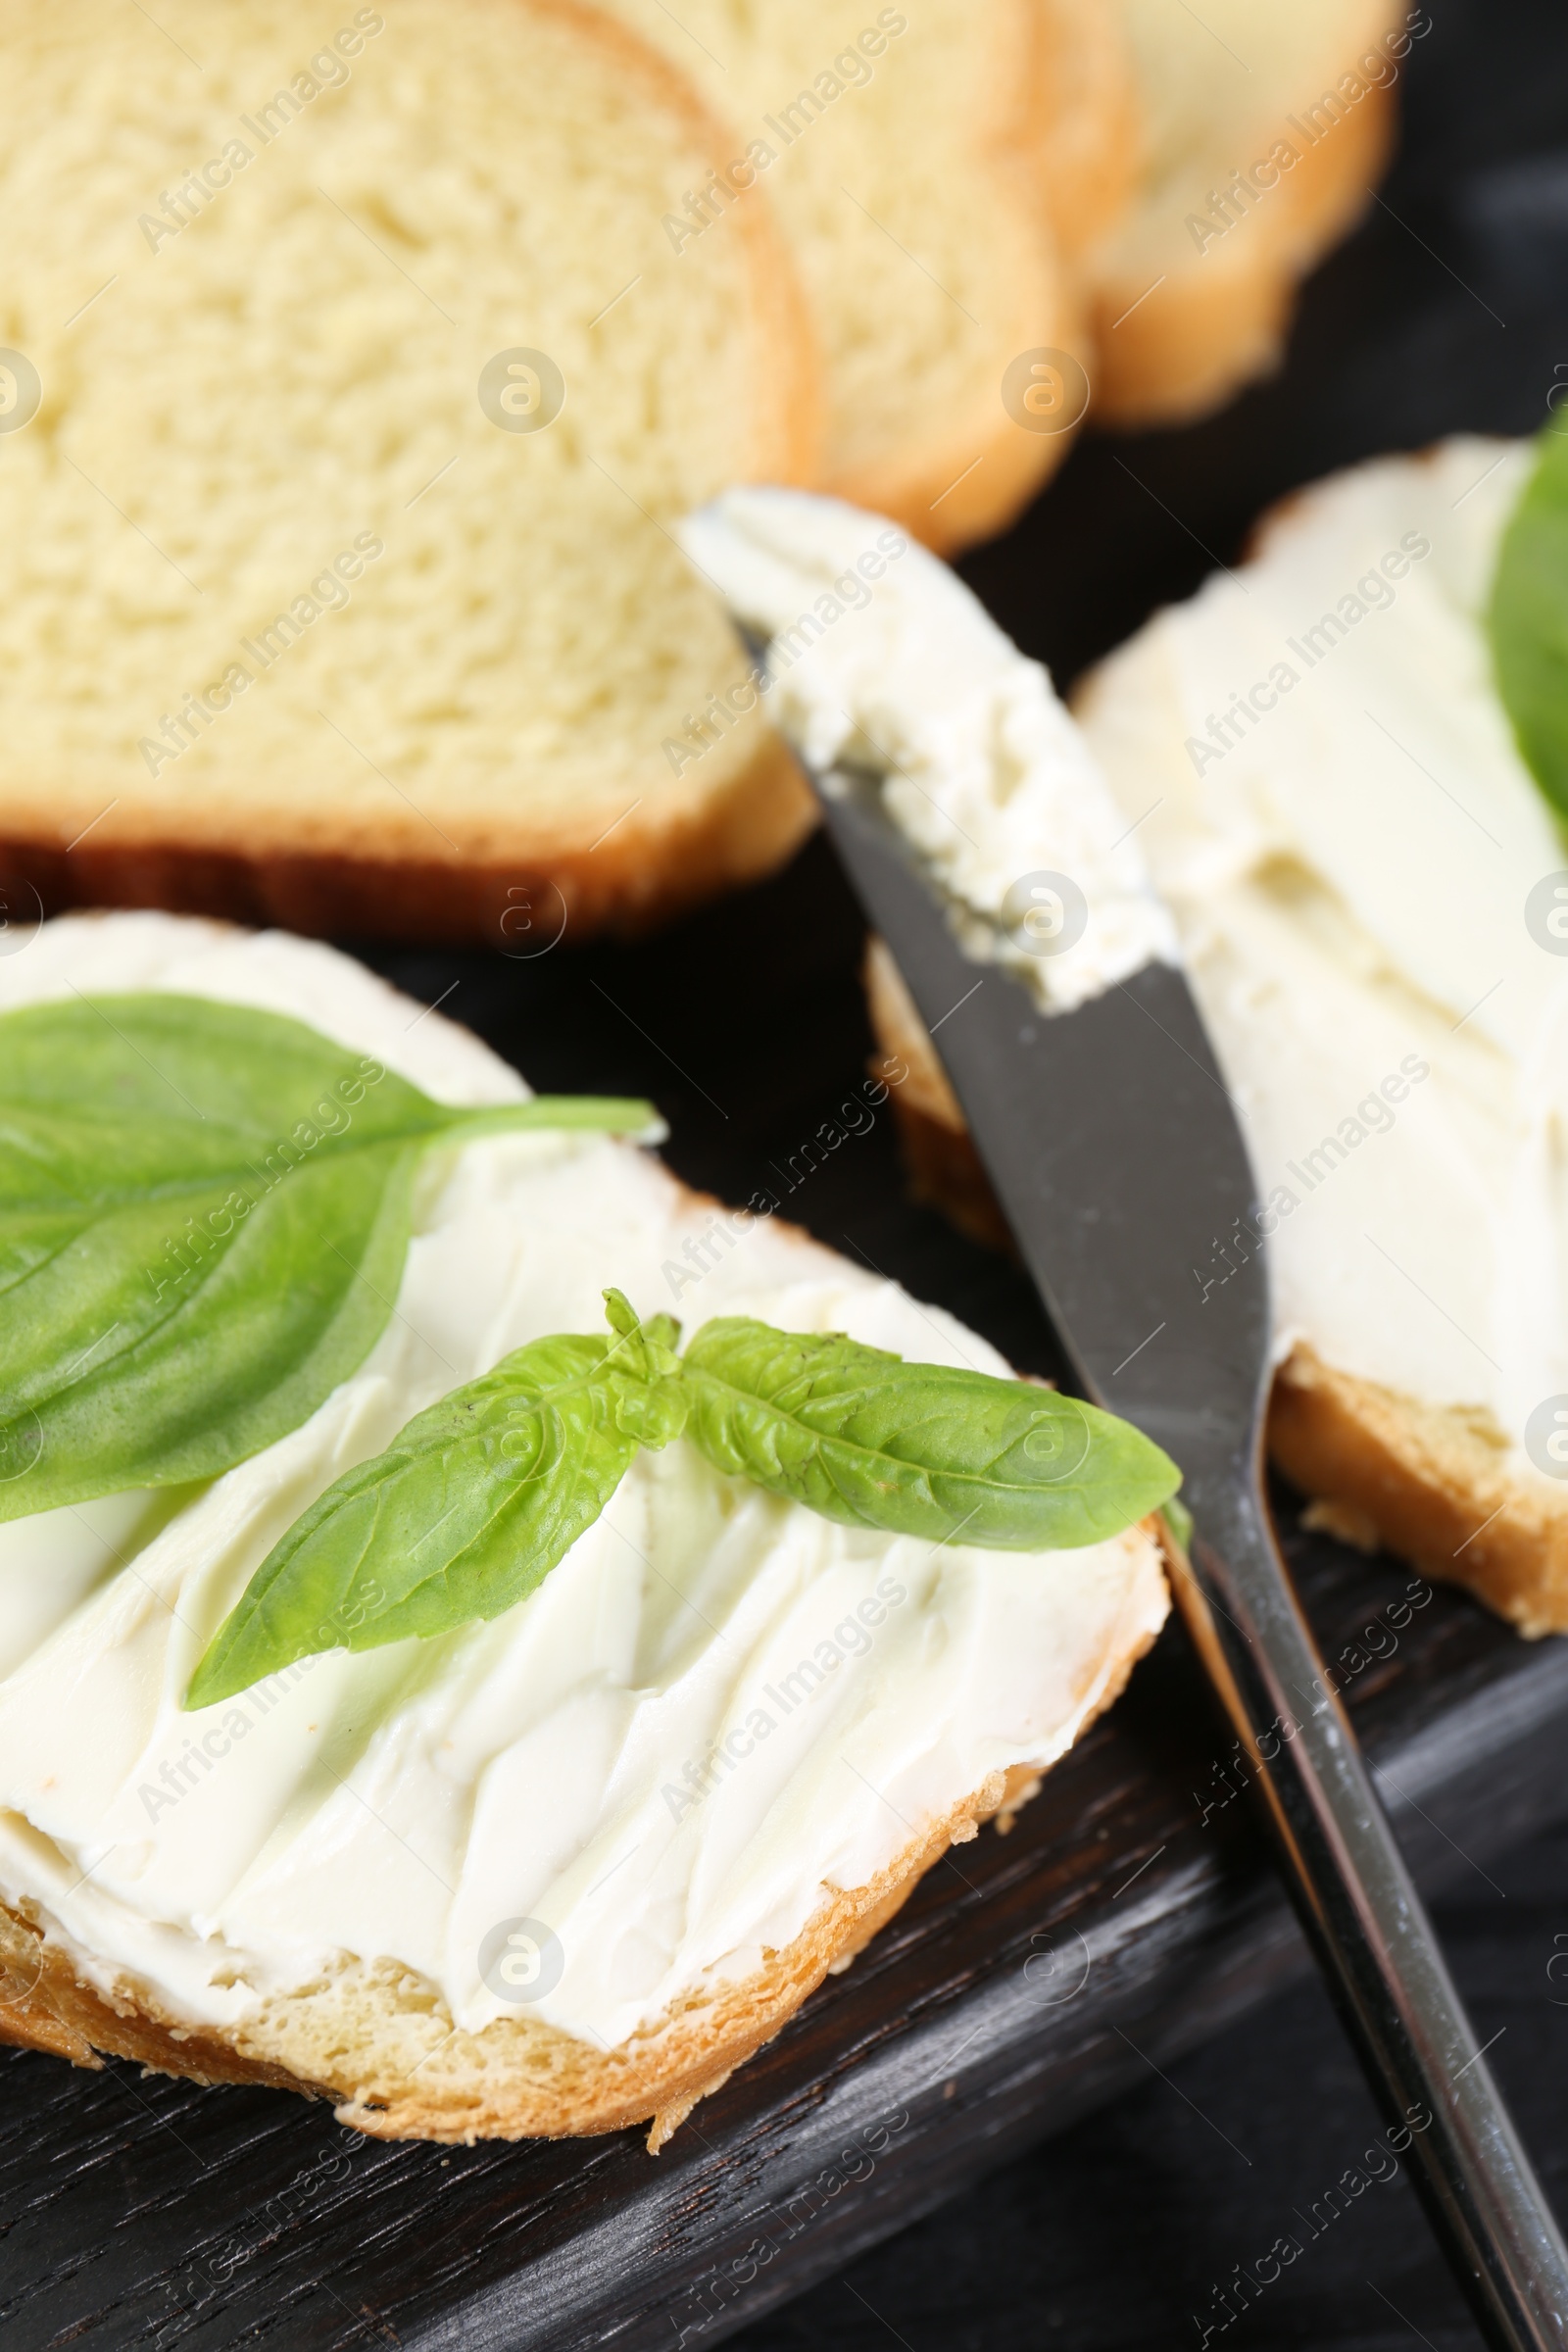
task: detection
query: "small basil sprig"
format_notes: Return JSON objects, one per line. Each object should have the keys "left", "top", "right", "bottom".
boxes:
{"left": 0, "top": 995, "right": 653, "bottom": 1520}
{"left": 186, "top": 1291, "right": 1179, "bottom": 1707}
{"left": 1488, "top": 425, "right": 1568, "bottom": 825}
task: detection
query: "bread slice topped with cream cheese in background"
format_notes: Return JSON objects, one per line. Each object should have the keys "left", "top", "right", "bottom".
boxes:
{"left": 0, "top": 912, "right": 1174, "bottom": 2145}
{"left": 0, "top": 0, "right": 820, "bottom": 949}
{"left": 1074, "top": 433, "right": 1568, "bottom": 1632}
{"left": 687, "top": 453, "right": 1568, "bottom": 1640}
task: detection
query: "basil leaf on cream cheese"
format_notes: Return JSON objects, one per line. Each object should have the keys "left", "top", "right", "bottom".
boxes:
{"left": 1488, "top": 425, "right": 1568, "bottom": 826}
{"left": 186, "top": 1333, "right": 656, "bottom": 1709}
{"left": 0, "top": 994, "right": 653, "bottom": 1520}
{"left": 186, "top": 1295, "right": 1181, "bottom": 1703}
{"left": 679, "top": 1317, "right": 1179, "bottom": 1550}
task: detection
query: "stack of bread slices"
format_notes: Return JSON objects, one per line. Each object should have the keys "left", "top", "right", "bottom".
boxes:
{"left": 0, "top": 0, "right": 1402, "bottom": 948}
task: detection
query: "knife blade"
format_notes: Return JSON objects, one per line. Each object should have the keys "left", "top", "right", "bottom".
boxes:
{"left": 808, "top": 754, "right": 1568, "bottom": 2351}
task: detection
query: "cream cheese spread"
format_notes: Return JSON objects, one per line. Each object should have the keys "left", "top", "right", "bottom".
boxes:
{"left": 0, "top": 913, "right": 1165, "bottom": 2052}
{"left": 1077, "top": 435, "right": 1568, "bottom": 1450}
{"left": 681, "top": 488, "right": 1179, "bottom": 1011}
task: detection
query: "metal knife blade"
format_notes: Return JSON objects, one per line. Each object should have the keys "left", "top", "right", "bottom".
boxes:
{"left": 806, "top": 753, "right": 1568, "bottom": 2352}
{"left": 824, "top": 770, "right": 1261, "bottom": 1459}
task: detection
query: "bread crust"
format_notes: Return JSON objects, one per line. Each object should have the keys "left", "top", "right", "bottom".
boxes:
{"left": 1269, "top": 1348, "right": 1568, "bottom": 1640}
{"left": 864, "top": 942, "right": 1568, "bottom": 1636}
{"left": 1033, "top": 0, "right": 1140, "bottom": 263}
{"left": 881, "top": 1081, "right": 1017, "bottom": 1259}
{"left": 0, "top": 730, "right": 817, "bottom": 949}
{"left": 0, "top": 0, "right": 823, "bottom": 948}
{"left": 842, "top": 292, "right": 1086, "bottom": 562}
{"left": 1087, "top": 73, "right": 1396, "bottom": 427}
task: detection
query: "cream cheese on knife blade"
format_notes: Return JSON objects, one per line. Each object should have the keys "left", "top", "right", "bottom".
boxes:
{"left": 681, "top": 489, "right": 1179, "bottom": 1010}
{"left": 0, "top": 914, "right": 1165, "bottom": 2051}
{"left": 688, "top": 454, "right": 1568, "bottom": 1463}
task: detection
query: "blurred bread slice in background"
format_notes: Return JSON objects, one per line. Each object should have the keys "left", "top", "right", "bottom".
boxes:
{"left": 1083, "top": 0, "right": 1408, "bottom": 424}
{"left": 1035, "top": 0, "right": 1141, "bottom": 265}
{"left": 604, "top": 0, "right": 1085, "bottom": 553}
{"left": 0, "top": 0, "right": 819, "bottom": 945}
{"left": 0, "top": 0, "right": 1414, "bottom": 951}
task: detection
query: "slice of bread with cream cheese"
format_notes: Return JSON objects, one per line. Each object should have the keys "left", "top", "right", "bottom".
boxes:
{"left": 1077, "top": 436, "right": 1568, "bottom": 1631}
{"left": 0, "top": 912, "right": 1168, "bottom": 2144}
{"left": 690, "top": 462, "right": 1568, "bottom": 1638}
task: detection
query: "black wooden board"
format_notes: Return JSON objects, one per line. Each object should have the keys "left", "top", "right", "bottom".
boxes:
{"left": 6, "top": 0, "right": 1568, "bottom": 2340}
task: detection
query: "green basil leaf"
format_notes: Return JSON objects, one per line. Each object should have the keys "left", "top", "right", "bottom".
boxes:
{"left": 0, "top": 994, "right": 652, "bottom": 1522}
{"left": 1488, "top": 426, "right": 1568, "bottom": 826}
{"left": 185, "top": 1292, "right": 690, "bottom": 1705}
{"left": 679, "top": 1317, "right": 1179, "bottom": 1549}
{"left": 186, "top": 1334, "right": 641, "bottom": 1708}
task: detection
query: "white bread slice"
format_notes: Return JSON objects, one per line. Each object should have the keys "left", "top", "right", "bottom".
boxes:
{"left": 601, "top": 0, "right": 1081, "bottom": 554}
{"left": 0, "top": 0, "right": 819, "bottom": 946}
{"left": 0, "top": 913, "right": 1168, "bottom": 2144}
{"left": 1085, "top": 0, "right": 1404, "bottom": 425}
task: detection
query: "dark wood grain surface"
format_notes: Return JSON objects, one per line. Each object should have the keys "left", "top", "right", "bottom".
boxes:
{"left": 4, "top": 0, "right": 1567, "bottom": 2341}
{"left": 726, "top": 1824, "right": 1568, "bottom": 2352}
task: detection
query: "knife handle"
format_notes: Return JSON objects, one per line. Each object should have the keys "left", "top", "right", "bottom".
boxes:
{"left": 1171, "top": 1469, "right": 1568, "bottom": 2352}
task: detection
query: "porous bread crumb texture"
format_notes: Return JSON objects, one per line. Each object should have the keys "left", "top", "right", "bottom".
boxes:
{"left": 602, "top": 0, "right": 1082, "bottom": 554}
{"left": 0, "top": 0, "right": 819, "bottom": 937}
{"left": 1086, "top": 0, "right": 1403, "bottom": 425}
{"left": 863, "top": 940, "right": 1568, "bottom": 1639}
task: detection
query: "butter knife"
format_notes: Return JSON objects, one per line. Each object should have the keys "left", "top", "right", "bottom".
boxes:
{"left": 804, "top": 757, "right": 1568, "bottom": 2352}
